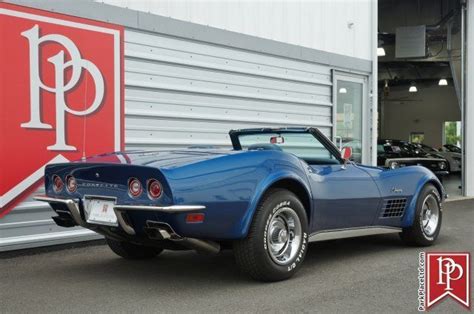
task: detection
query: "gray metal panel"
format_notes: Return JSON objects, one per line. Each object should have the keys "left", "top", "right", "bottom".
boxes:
{"left": 395, "top": 25, "right": 427, "bottom": 59}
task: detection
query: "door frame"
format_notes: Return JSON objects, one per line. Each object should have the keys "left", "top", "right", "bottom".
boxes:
{"left": 332, "top": 70, "right": 370, "bottom": 165}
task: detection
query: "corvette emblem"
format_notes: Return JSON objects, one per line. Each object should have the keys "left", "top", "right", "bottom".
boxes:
{"left": 391, "top": 188, "right": 403, "bottom": 194}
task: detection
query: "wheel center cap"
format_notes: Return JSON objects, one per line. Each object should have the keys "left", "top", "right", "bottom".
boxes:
{"left": 278, "top": 229, "right": 288, "bottom": 243}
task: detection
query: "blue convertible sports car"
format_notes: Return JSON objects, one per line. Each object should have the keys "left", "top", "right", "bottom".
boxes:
{"left": 36, "top": 127, "right": 444, "bottom": 281}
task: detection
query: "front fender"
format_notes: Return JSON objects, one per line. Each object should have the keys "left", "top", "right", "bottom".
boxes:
{"left": 402, "top": 173, "right": 445, "bottom": 228}
{"left": 238, "top": 167, "right": 312, "bottom": 238}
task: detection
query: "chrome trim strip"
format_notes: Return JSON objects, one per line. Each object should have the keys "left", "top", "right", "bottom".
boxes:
{"left": 113, "top": 205, "right": 206, "bottom": 213}
{"left": 309, "top": 226, "right": 402, "bottom": 242}
{"left": 33, "top": 195, "right": 86, "bottom": 227}
{"left": 34, "top": 195, "right": 205, "bottom": 234}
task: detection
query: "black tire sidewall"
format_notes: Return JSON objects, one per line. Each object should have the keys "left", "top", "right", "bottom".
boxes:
{"left": 255, "top": 190, "right": 309, "bottom": 279}
{"left": 414, "top": 185, "right": 442, "bottom": 243}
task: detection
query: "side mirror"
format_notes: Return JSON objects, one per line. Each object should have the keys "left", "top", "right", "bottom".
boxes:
{"left": 341, "top": 146, "right": 353, "bottom": 161}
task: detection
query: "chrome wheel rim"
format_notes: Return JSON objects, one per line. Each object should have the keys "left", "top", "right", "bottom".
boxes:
{"left": 421, "top": 194, "right": 440, "bottom": 237}
{"left": 267, "top": 207, "right": 302, "bottom": 265}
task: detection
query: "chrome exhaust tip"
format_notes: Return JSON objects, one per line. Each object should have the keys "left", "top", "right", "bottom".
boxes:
{"left": 145, "top": 220, "right": 220, "bottom": 255}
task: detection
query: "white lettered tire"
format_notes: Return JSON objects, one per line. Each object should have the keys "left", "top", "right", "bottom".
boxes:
{"left": 234, "top": 189, "right": 308, "bottom": 281}
{"left": 400, "top": 184, "right": 442, "bottom": 246}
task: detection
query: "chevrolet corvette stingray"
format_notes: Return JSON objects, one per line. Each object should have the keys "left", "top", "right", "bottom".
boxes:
{"left": 36, "top": 127, "right": 444, "bottom": 281}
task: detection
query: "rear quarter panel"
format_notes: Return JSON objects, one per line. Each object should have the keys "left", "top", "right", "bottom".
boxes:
{"left": 161, "top": 150, "right": 310, "bottom": 239}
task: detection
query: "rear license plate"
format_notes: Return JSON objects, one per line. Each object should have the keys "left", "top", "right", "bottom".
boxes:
{"left": 86, "top": 198, "right": 118, "bottom": 226}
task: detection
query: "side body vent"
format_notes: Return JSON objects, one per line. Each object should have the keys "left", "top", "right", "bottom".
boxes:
{"left": 380, "top": 198, "right": 407, "bottom": 218}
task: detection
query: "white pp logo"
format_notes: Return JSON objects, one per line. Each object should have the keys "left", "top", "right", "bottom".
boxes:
{"left": 437, "top": 257, "right": 464, "bottom": 291}
{"left": 20, "top": 24, "right": 104, "bottom": 151}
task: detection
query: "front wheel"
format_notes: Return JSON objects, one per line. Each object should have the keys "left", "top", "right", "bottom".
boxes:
{"left": 400, "top": 184, "right": 442, "bottom": 246}
{"left": 234, "top": 189, "right": 308, "bottom": 282}
{"left": 106, "top": 238, "right": 163, "bottom": 259}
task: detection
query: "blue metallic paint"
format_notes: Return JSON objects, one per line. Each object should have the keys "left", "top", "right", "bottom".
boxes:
{"left": 308, "top": 163, "right": 381, "bottom": 230}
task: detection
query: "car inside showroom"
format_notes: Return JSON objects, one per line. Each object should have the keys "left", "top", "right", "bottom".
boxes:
{"left": 378, "top": 0, "right": 465, "bottom": 199}
{"left": 0, "top": 0, "right": 472, "bottom": 312}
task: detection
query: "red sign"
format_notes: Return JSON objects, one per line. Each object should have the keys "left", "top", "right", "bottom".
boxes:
{"left": 426, "top": 252, "right": 470, "bottom": 310}
{"left": 0, "top": 3, "right": 124, "bottom": 217}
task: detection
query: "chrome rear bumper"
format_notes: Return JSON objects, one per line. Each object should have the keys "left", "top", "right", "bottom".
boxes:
{"left": 34, "top": 195, "right": 86, "bottom": 227}
{"left": 34, "top": 195, "right": 206, "bottom": 236}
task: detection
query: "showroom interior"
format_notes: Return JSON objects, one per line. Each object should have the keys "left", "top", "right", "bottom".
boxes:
{"left": 378, "top": 0, "right": 464, "bottom": 198}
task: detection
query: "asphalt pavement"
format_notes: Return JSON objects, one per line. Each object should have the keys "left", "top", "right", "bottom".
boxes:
{"left": 1, "top": 199, "right": 473, "bottom": 313}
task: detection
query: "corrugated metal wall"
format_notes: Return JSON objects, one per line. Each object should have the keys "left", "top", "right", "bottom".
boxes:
{"left": 0, "top": 28, "right": 334, "bottom": 251}
{"left": 124, "top": 29, "right": 333, "bottom": 150}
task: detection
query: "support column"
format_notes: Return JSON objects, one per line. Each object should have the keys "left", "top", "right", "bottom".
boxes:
{"left": 371, "top": 0, "right": 378, "bottom": 166}
{"left": 465, "top": 0, "right": 474, "bottom": 196}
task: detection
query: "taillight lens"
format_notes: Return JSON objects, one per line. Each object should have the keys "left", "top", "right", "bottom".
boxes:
{"left": 52, "top": 175, "right": 63, "bottom": 193}
{"left": 186, "top": 213, "right": 205, "bottom": 223}
{"left": 128, "top": 178, "right": 142, "bottom": 197}
{"left": 147, "top": 179, "right": 162, "bottom": 199}
{"left": 66, "top": 175, "right": 77, "bottom": 193}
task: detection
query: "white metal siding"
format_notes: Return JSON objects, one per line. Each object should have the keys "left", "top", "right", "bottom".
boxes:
{"left": 124, "top": 29, "right": 333, "bottom": 150}
{"left": 0, "top": 28, "right": 334, "bottom": 251}
{"left": 99, "top": 0, "right": 374, "bottom": 61}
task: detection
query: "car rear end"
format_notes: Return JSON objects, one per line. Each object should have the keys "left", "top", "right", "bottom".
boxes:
{"left": 36, "top": 162, "right": 215, "bottom": 251}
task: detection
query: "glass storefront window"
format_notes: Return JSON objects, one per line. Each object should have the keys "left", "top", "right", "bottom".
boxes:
{"left": 335, "top": 80, "right": 364, "bottom": 163}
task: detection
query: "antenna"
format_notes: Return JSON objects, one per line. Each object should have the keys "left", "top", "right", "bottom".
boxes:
{"left": 81, "top": 72, "right": 89, "bottom": 161}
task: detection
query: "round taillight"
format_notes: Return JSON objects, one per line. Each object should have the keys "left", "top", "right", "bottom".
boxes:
{"left": 147, "top": 179, "right": 162, "bottom": 199}
{"left": 66, "top": 175, "right": 77, "bottom": 193}
{"left": 128, "top": 178, "right": 142, "bottom": 198}
{"left": 52, "top": 175, "right": 63, "bottom": 193}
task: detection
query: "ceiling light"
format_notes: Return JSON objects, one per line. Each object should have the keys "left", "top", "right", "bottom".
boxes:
{"left": 339, "top": 87, "right": 347, "bottom": 94}
{"left": 409, "top": 85, "right": 418, "bottom": 93}
{"left": 439, "top": 78, "right": 448, "bottom": 86}
{"left": 377, "top": 47, "right": 386, "bottom": 56}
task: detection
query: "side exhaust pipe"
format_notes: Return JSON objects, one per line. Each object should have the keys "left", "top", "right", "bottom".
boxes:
{"left": 145, "top": 221, "right": 220, "bottom": 255}
{"left": 179, "top": 238, "right": 221, "bottom": 255}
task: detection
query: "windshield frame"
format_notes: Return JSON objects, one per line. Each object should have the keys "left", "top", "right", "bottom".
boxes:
{"left": 229, "top": 127, "right": 344, "bottom": 164}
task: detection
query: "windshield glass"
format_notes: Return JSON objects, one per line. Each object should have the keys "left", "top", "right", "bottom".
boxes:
{"left": 238, "top": 132, "right": 339, "bottom": 164}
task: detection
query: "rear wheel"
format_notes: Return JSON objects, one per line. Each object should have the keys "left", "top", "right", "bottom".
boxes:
{"left": 400, "top": 184, "right": 442, "bottom": 246}
{"left": 106, "top": 238, "right": 163, "bottom": 259}
{"left": 234, "top": 189, "right": 308, "bottom": 282}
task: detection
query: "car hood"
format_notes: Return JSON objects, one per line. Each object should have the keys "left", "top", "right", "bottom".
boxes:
{"left": 79, "top": 149, "right": 243, "bottom": 169}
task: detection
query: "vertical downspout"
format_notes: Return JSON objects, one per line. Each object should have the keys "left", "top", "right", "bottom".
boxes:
{"left": 371, "top": 0, "right": 378, "bottom": 166}
{"left": 461, "top": 2, "right": 466, "bottom": 196}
